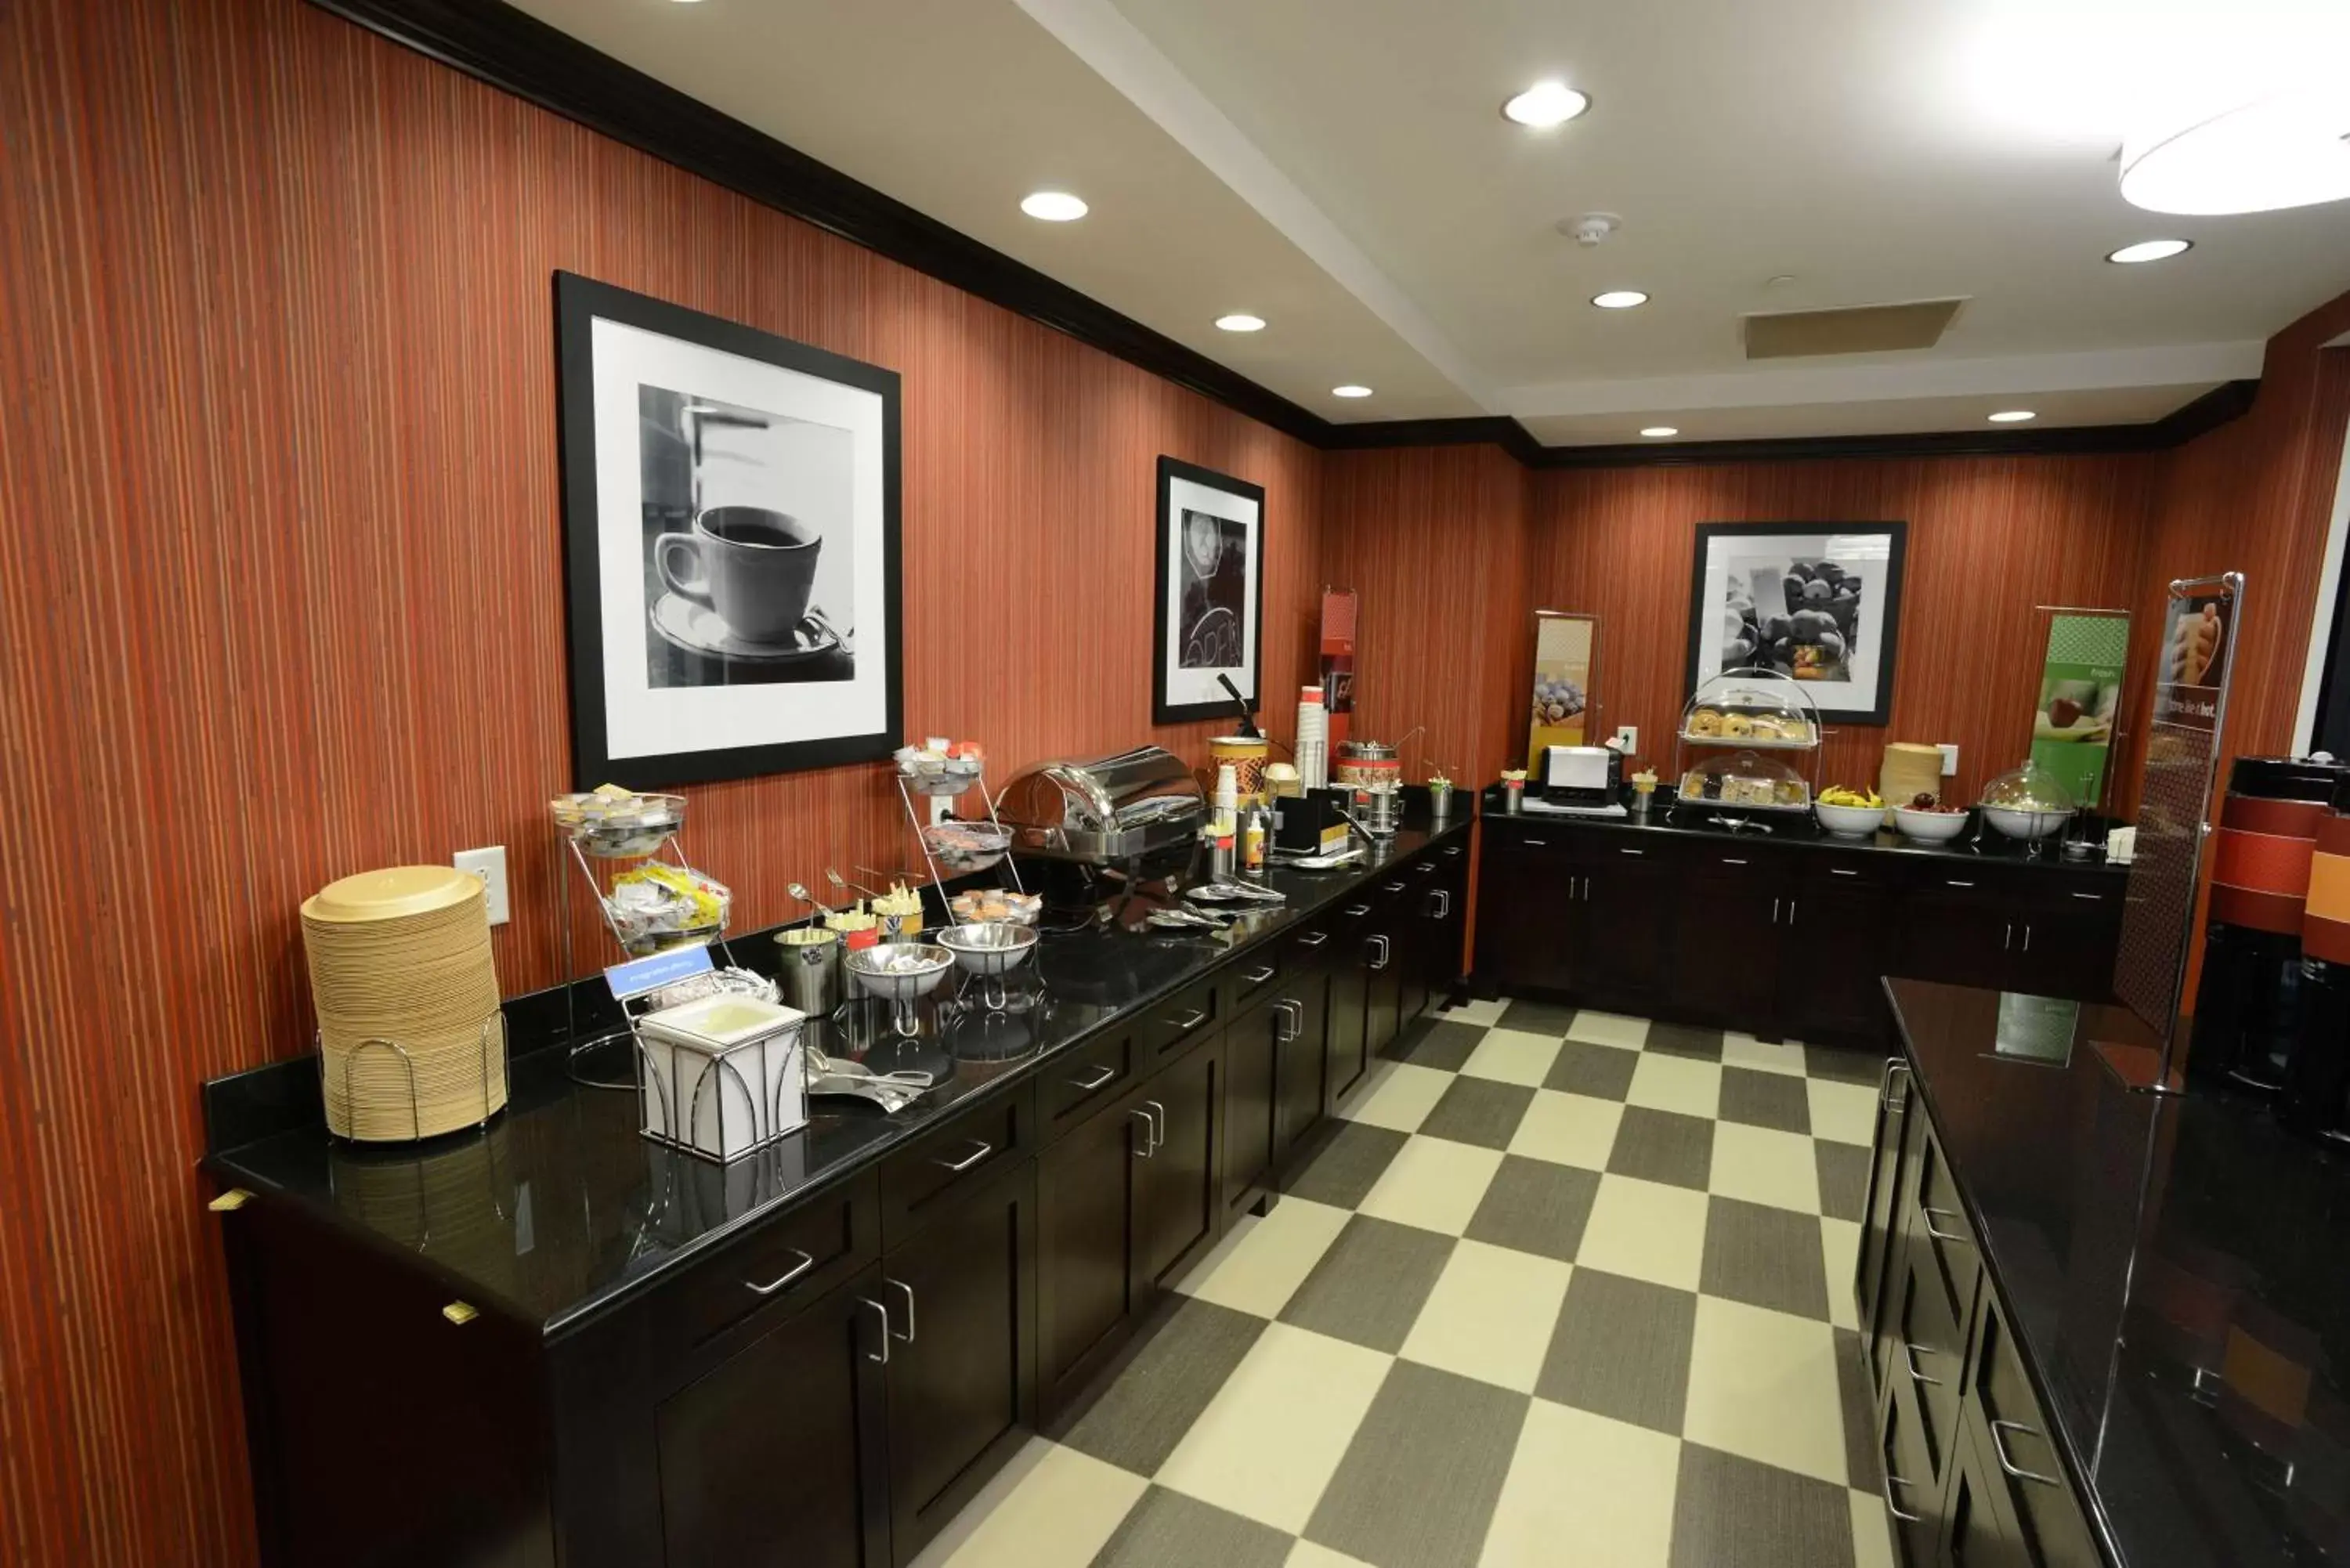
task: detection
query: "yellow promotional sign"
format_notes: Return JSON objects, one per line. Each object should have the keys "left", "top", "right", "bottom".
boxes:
{"left": 1528, "top": 612, "right": 1598, "bottom": 771}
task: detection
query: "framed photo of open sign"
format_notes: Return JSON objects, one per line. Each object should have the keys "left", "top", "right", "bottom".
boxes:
{"left": 1683, "top": 521, "right": 1908, "bottom": 725}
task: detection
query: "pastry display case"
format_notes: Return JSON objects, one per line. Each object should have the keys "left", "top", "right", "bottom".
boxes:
{"left": 1979, "top": 759, "right": 2077, "bottom": 844}
{"left": 1672, "top": 668, "right": 1823, "bottom": 826}
{"left": 1676, "top": 748, "right": 1813, "bottom": 812}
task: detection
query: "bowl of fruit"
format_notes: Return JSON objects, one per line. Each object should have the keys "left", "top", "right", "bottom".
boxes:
{"left": 1814, "top": 786, "right": 1885, "bottom": 839}
{"left": 1893, "top": 793, "right": 1971, "bottom": 844}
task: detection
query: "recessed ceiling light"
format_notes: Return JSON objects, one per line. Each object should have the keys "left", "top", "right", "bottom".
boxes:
{"left": 1215, "top": 313, "right": 1266, "bottom": 333}
{"left": 2106, "top": 238, "right": 2193, "bottom": 264}
{"left": 1988, "top": 410, "right": 2037, "bottom": 423}
{"left": 1640, "top": 426, "right": 1679, "bottom": 438}
{"left": 1502, "top": 81, "right": 1590, "bottom": 128}
{"left": 1591, "top": 290, "right": 1649, "bottom": 309}
{"left": 1332, "top": 385, "right": 1374, "bottom": 399}
{"left": 1019, "top": 190, "right": 1087, "bottom": 222}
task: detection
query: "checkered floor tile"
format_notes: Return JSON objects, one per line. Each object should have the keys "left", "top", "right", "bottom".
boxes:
{"left": 910, "top": 1005, "right": 1900, "bottom": 1568}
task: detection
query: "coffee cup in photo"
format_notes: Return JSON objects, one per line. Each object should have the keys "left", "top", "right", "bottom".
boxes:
{"left": 656, "top": 505, "right": 822, "bottom": 645}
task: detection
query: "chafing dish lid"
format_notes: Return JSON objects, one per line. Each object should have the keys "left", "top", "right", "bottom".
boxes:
{"left": 997, "top": 746, "right": 1204, "bottom": 831}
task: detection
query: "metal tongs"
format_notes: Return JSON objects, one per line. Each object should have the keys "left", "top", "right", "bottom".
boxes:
{"left": 806, "top": 1046, "right": 934, "bottom": 1114}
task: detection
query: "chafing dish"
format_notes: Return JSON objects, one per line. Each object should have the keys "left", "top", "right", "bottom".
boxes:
{"left": 996, "top": 746, "right": 1205, "bottom": 862}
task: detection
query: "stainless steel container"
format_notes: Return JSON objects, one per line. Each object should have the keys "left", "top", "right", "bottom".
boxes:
{"left": 996, "top": 746, "right": 1206, "bottom": 862}
{"left": 775, "top": 926, "right": 841, "bottom": 1018}
{"left": 1350, "top": 786, "right": 1404, "bottom": 838}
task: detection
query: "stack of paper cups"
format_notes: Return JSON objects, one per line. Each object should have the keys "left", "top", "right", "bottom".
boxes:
{"left": 1296, "top": 685, "right": 1329, "bottom": 792}
{"left": 1215, "top": 763, "right": 1240, "bottom": 819}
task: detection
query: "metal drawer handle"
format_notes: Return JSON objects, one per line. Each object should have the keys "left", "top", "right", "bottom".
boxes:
{"left": 1367, "top": 935, "right": 1392, "bottom": 970}
{"left": 1297, "top": 931, "right": 1331, "bottom": 948}
{"left": 932, "top": 1139, "right": 994, "bottom": 1173}
{"left": 1383, "top": 880, "right": 1408, "bottom": 894}
{"left": 859, "top": 1297, "right": 891, "bottom": 1364}
{"left": 1444, "top": 846, "right": 1462, "bottom": 856}
{"left": 885, "top": 1277, "right": 916, "bottom": 1344}
{"left": 1946, "top": 879, "right": 1976, "bottom": 888}
{"left": 1144, "top": 1100, "right": 1167, "bottom": 1154}
{"left": 1785, "top": 898, "right": 1798, "bottom": 924}
{"left": 1520, "top": 839, "right": 1547, "bottom": 847}
{"left": 1831, "top": 868, "right": 1859, "bottom": 877}
{"left": 2022, "top": 923, "right": 2032, "bottom": 952}
{"left": 1883, "top": 1472, "right": 1922, "bottom": 1524}
{"left": 1619, "top": 847, "right": 1645, "bottom": 856}
{"left": 1989, "top": 1419, "right": 2061, "bottom": 1487}
{"left": 1903, "top": 1342, "right": 1946, "bottom": 1388}
{"left": 1169, "top": 1008, "right": 1209, "bottom": 1031}
{"left": 2072, "top": 892, "right": 2104, "bottom": 901}
{"left": 1343, "top": 902, "right": 1372, "bottom": 917}
{"left": 1429, "top": 890, "right": 1452, "bottom": 919}
{"left": 1921, "top": 1206, "right": 1972, "bottom": 1246}
{"left": 1068, "top": 1064, "right": 1118, "bottom": 1093}
{"left": 1129, "top": 1107, "right": 1155, "bottom": 1158}
{"left": 1880, "top": 1060, "right": 1910, "bottom": 1109}
{"left": 1241, "top": 965, "right": 1276, "bottom": 985}
{"left": 1722, "top": 857, "right": 1749, "bottom": 865}
{"left": 1772, "top": 897, "right": 1782, "bottom": 924}
{"left": 1415, "top": 861, "right": 1438, "bottom": 874}
{"left": 745, "top": 1248, "right": 818, "bottom": 1296}
{"left": 1276, "top": 999, "right": 1304, "bottom": 1041}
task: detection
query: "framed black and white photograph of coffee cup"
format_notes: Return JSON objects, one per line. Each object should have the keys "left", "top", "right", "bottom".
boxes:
{"left": 1682, "top": 521, "right": 1908, "bottom": 724}
{"left": 1153, "top": 457, "right": 1266, "bottom": 725}
{"left": 555, "top": 273, "right": 901, "bottom": 789}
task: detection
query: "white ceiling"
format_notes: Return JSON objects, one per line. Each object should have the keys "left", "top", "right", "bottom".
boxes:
{"left": 510, "top": 0, "right": 2350, "bottom": 444}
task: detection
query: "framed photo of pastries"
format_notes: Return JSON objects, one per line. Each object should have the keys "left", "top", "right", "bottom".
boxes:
{"left": 1683, "top": 522, "right": 1908, "bottom": 725}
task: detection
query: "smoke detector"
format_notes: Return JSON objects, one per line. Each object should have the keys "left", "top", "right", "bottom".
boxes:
{"left": 1556, "top": 211, "right": 1622, "bottom": 247}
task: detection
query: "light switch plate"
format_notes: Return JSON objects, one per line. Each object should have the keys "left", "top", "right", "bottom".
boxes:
{"left": 1937, "top": 743, "right": 1960, "bottom": 777}
{"left": 1612, "top": 724, "right": 1639, "bottom": 754}
{"left": 455, "top": 846, "right": 509, "bottom": 926}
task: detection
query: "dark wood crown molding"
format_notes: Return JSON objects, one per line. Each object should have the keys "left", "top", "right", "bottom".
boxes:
{"left": 308, "top": 0, "right": 2260, "bottom": 471}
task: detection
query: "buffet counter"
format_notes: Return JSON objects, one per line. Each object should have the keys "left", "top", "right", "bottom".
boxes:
{"left": 1871, "top": 977, "right": 2350, "bottom": 1567}
{"left": 1473, "top": 793, "right": 2125, "bottom": 1045}
{"left": 201, "top": 818, "right": 1471, "bottom": 1568}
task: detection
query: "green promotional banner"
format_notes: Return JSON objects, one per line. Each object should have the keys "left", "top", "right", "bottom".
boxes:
{"left": 2029, "top": 613, "right": 2128, "bottom": 809}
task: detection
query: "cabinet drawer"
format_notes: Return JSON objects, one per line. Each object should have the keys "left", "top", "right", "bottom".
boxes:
{"left": 1285, "top": 919, "right": 1337, "bottom": 967}
{"left": 1484, "top": 822, "right": 1572, "bottom": 858}
{"left": 1912, "top": 1129, "right": 1982, "bottom": 1326}
{"left": 880, "top": 1091, "right": 1032, "bottom": 1244}
{"left": 663, "top": 1171, "right": 880, "bottom": 1352}
{"left": 1039, "top": 1033, "right": 1137, "bottom": 1140}
{"left": 1137, "top": 977, "right": 1220, "bottom": 1062}
{"left": 1972, "top": 1295, "right": 2102, "bottom": 1567}
{"left": 1226, "top": 948, "right": 1283, "bottom": 1010}
{"left": 1894, "top": 1231, "right": 1969, "bottom": 1488}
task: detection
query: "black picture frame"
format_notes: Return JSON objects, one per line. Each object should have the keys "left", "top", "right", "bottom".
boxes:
{"left": 1152, "top": 456, "right": 1267, "bottom": 726}
{"left": 1682, "top": 521, "right": 1908, "bottom": 725}
{"left": 555, "top": 271, "right": 902, "bottom": 789}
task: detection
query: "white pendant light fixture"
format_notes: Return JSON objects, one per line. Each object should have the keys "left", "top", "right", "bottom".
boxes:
{"left": 2121, "top": 85, "right": 2350, "bottom": 215}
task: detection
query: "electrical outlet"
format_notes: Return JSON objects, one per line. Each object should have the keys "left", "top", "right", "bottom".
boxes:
{"left": 455, "top": 846, "right": 509, "bottom": 926}
{"left": 1612, "top": 724, "right": 1639, "bottom": 755}
{"left": 1937, "top": 742, "right": 1960, "bottom": 778}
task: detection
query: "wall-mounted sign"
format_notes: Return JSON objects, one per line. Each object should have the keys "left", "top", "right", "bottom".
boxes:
{"left": 1527, "top": 610, "right": 1599, "bottom": 771}
{"left": 2028, "top": 610, "right": 2129, "bottom": 810}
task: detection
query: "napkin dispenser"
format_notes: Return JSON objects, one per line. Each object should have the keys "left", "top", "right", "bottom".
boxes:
{"left": 1274, "top": 789, "right": 1351, "bottom": 854}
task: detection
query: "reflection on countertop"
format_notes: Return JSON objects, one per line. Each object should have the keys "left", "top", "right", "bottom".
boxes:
{"left": 203, "top": 822, "right": 1469, "bottom": 1337}
{"left": 1889, "top": 977, "right": 2350, "bottom": 1567}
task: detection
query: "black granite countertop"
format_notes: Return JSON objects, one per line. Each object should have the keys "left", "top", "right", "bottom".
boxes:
{"left": 201, "top": 820, "right": 1471, "bottom": 1339}
{"left": 1887, "top": 977, "right": 2350, "bottom": 1567}
{"left": 1481, "top": 785, "right": 2127, "bottom": 874}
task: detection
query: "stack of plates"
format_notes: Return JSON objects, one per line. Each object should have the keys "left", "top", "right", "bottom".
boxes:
{"left": 300, "top": 866, "right": 508, "bottom": 1141}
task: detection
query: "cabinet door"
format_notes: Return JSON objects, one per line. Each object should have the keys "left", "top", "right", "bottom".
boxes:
{"left": 1474, "top": 842, "right": 1578, "bottom": 991}
{"left": 1422, "top": 859, "right": 1469, "bottom": 1008}
{"left": 1036, "top": 1089, "right": 1149, "bottom": 1419}
{"left": 655, "top": 1272, "right": 891, "bottom": 1568}
{"left": 1893, "top": 881, "right": 2013, "bottom": 991}
{"left": 1325, "top": 903, "right": 1374, "bottom": 1106}
{"left": 1274, "top": 971, "right": 1330, "bottom": 1163}
{"left": 1137, "top": 1039, "right": 1222, "bottom": 1290}
{"left": 880, "top": 1163, "right": 1036, "bottom": 1565}
{"left": 1936, "top": 1422, "right": 2031, "bottom": 1568}
{"left": 1856, "top": 1060, "right": 1911, "bottom": 1354}
{"left": 1969, "top": 1296, "right": 2102, "bottom": 1568}
{"left": 1878, "top": 1375, "right": 1940, "bottom": 1568}
{"left": 2009, "top": 888, "right": 2121, "bottom": 1001}
{"left": 1657, "top": 855, "right": 1779, "bottom": 1027}
{"left": 1784, "top": 867, "right": 1894, "bottom": 1042}
{"left": 1363, "top": 915, "right": 1404, "bottom": 1060}
{"left": 1222, "top": 998, "right": 1282, "bottom": 1224}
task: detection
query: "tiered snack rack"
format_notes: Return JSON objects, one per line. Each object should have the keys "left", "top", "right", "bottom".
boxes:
{"left": 895, "top": 761, "right": 1025, "bottom": 926}
{"left": 1670, "top": 667, "right": 1826, "bottom": 833}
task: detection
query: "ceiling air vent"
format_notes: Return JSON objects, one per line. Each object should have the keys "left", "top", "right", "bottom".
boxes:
{"left": 1741, "top": 298, "right": 1966, "bottom": 359}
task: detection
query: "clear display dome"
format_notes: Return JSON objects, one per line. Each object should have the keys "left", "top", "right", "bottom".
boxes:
{"left": 1680, "top": 668, "right": 1818, "bottom": 749}
{"left": 1677, "top": 749, "right": 1811, "bottom": 811}
{"left": 1978, "top": 760, "right": 2077, "bottom": 840}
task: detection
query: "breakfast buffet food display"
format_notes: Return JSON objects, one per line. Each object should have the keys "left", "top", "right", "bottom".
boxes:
{"left": 1678, "top": 750, "right": 1811, "bottom": 810}
{"left": 1673, "top": 668, "right": 1824, "bottom": 815}
{"left": 1979, "top": 761, "right": 2077, "bottom": 841}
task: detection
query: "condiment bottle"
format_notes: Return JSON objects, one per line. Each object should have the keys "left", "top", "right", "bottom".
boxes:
{"left": 1241, "top": 801, "right": 1267, "bottom": 875}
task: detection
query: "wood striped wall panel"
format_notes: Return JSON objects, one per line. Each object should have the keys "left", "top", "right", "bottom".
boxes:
{"left": 0, "top": 1, "right": 1321, "bottom": 1561}
{"left": 1530, "top": 455, "right": 2166, "bottom": 807}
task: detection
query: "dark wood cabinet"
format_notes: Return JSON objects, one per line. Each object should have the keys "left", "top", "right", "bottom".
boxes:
{"left": 1879, "top": 1374, "right": 1940, "bottom": 1568}
{"left": 1223, "top": 995, "right": 1282, "bottom": 1225}
{"left": 1362, "top": 876, "right": 1412, "bottom": 1059}
{"left": 1274, "top": 969, "right": 1329, "bottom": 1161}
{"left": 1421, "top": 849, "right": 1469, "bottom": 1008}
{"left": 1856, "top": 1059, "right": 1910, "bottom": 1378}
{"left": 1036, "top": 1083, "right": 1149, "bottom": 1419}
{"left": 654, "top": 1270, "right": 891, "bottom": 1568}
{"left": 1476, "top": 821, "right": 2123, "bottom": 1046}
{"left": 877, "top": 1161, "right": 1036, "bottom": 1566}
{"left": 1136, "top": 1037, "right": 1221, "bottom": 1290}
{"left": 1938, "top": 1421, "right": 2031, "bottom": 1568}
{"left": 1325, "top": 901, "right": 1375, "bottom": 1107}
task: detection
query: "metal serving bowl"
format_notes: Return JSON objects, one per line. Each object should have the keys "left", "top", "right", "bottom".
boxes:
{"left": 843, "top": 943, "right": 956, "bottom": 1002}
{"left": 935, "top": 920, "right": 1039, "bottom": 977}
